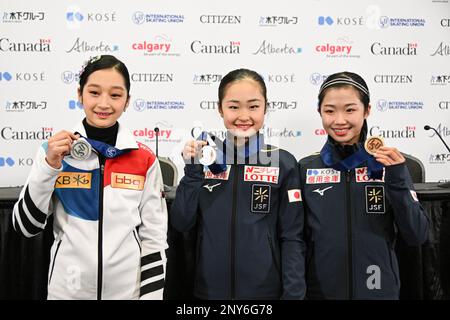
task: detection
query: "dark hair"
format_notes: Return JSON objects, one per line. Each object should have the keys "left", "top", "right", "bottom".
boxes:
{"left": 318, "top": 71, "right": 370, "bottom": 111}
{"left": 218, "top": 68, "right": 267, "bottom": 110}
{"left": 318, "top": 71, "right": 370, "bottom": 141}
{"left": 79, "top": 55, "right": 131, "bottom": 98}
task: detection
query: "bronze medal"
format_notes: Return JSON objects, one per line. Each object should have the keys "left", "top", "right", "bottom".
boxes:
{"left": 364, "top": 136, "right": 384, "bottom": 155}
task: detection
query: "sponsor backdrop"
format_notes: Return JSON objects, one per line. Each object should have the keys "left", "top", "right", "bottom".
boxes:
{"left": 0, "top": 0, "right": 449, "bottom": 187}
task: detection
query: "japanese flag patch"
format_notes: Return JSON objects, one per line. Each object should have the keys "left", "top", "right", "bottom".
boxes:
{"left": 288, "top": 189, "right": 302, "bottom": 203}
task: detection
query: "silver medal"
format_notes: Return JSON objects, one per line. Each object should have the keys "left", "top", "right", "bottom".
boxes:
{"left": 199, "top": 145, "right": 217, "bottom": 166}
{"left": 70, "top": 138, "right": 91, "bottom": 160}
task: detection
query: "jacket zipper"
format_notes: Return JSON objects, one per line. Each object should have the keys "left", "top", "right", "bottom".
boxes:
{"left": 97, "top": 161, "right": 105, "bottom": 300}
{"left": 345, "top": 171, "right": 353, "bottom": 299}
{"left": 230, "top": 165, "right": 239, "bottom": 300}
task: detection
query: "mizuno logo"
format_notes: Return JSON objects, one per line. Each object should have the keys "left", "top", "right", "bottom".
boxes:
{"left": 203, "top": 183, "right": 221, "bottom": 192}
{"left": 312, "top": 186, "right": 333, "bottom": 196}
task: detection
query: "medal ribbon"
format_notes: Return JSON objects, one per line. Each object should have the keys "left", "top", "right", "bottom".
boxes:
{"left": 320, "top": 142, "right": 384, "bottom": 179}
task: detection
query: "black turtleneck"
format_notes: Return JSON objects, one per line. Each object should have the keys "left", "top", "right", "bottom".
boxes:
{"left": 82, "top": 118, "right": 118, "bottom": 146}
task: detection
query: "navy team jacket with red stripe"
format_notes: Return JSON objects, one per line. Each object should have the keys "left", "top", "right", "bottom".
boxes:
{"left": 12, "top": 122, "right": 168, "bottom": 300}
{"left": 171, "top": 137, "right": 306, "bottom": 300}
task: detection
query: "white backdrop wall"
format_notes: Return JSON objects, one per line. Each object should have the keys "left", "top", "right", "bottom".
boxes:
{"left": 0, "top": 0, "right": 449, "bottom": 187}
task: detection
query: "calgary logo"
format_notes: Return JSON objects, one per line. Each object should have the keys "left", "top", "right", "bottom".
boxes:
{"left": 132, "top": 34, "right": 178, "bottom": 56}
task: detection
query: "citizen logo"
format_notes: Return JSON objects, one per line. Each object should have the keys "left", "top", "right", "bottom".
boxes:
{"left": 199, "top": 15, "right": 241, "bottom": 24}
{"left": 441, "top": 19, "right": 450, "bottom": 27}
{"left": 199, "top": 101, "right": 219, "bottom": 110}
{"left": 373, "top": 75, "right": 412, "bottom": 83}
{"left": 439, "top": 101, "right": 450, "bottom": 109}
{"left": 131, "top": 73, "right": 173, "bottom": 82}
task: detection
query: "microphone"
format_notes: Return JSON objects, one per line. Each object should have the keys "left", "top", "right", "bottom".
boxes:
{"left": 424, "top": 125, "right": 450, "bottom": 188}
{"left": 154, "top": 127, "right": 159, "bottom": 158}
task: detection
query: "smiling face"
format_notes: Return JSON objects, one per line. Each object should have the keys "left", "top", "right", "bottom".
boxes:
{"left": 78, "top": 68, "right": 129, "bottom": 129}
{"left": 219, "top": 78, "right": 266, "bottom": 139}
{"left": 320, "top": 86, "right": 370, "bottom": 145}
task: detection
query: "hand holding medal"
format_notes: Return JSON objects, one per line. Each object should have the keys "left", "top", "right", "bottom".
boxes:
{"left": 45, "top": 130, "right": 80, "bottom": 169}
{"left": 365, "top": 136, "right": 405, "bottom": 166}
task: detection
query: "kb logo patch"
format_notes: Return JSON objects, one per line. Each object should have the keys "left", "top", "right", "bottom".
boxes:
{"left": 365, "top": 185, "right": 385, "bottom": 214}
{"left": 251, "top": 184, "right": 271, "bottom": 213}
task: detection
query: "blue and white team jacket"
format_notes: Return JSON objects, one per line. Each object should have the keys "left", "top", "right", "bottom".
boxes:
{"left": 12, "top": 122, "right": 168, "bottom": 300}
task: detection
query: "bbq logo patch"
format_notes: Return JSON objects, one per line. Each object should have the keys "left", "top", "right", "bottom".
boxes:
{"left": 365, "top": 185, "right": 385, "bottom": 214}
{"left": 251, "top": 184, "right": 271, "bottom": 213}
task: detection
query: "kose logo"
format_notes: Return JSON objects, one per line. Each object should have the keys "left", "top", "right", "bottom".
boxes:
{"left": 0, "top": 157, "right": 15, "bottom": 167}
{"left": 66, "top": 37, "right": 119, "bottom": 53}
{"left": 0, "top": 157, "right": 33, "bottom": 167}
{"left": 374, "top": 75, "right": 412, "bottom": 83}
{"left": 253, "top": 40, "right": 301, "bottom": 55}
{"left": 200, "top": 15, "right": 241, "bottom": 24}
{"left": 131, "top": 73, "right": 173, "bottom": 82}
{"left": 0, "top": 38, "right": 51, "bottom": 52}
{"left": 371, "top": 42, "right": 417, "bottom": 55}
{"left": 431, "top": 42, "right": 450, "bottom": 56}
{"left": 0, "top": 127, "right": 53, "bottom": 140}
{"left": 191, "top": 40, "right": 240, "bottom": 54}
{"left": 0, "top": 72, "right": 12, "bottom": 81}
{"left": 369, "top": 126, "right": 416, "bottom": 139}
{"left": 318, "top": 16, "right": 364, "bottom": 26}
{"left": 318, "top": 16, "right": 333, "bottom": 25}
{"left": 66, "top": 11, "right": 116, "bottom": 22}
{"left": 69, "top": 100, "right": 83, "bottom": 109}
{"left": 264, "top": 74, "right": 296, "bottom": 83}
{"left": 0, "top": 71, "right": 45, "bottom": 82}
{"left": 66, "top": 11, "right": 84, "bottom": 22}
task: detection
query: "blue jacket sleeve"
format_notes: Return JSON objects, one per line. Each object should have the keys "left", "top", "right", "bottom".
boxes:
{"left": 170, "top": 164, "right": 204, "bottom": 232}
{"left": 385, "top": 163, "right": 429, "bottom": 246}
{"left": 278, "top": 156, "right": 306, "bottom": 299}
